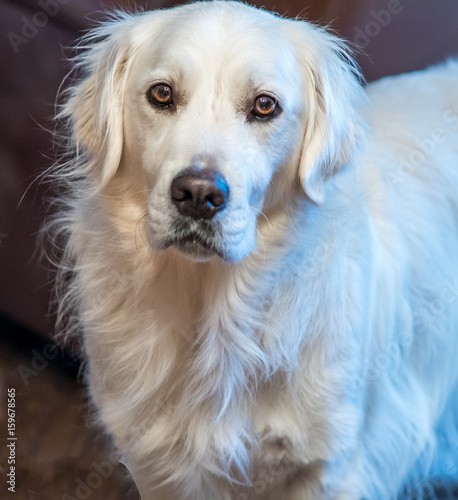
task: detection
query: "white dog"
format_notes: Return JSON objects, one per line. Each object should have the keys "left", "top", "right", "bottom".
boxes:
{"left": 51, "top": 1, "right": 458, "bottom": 498}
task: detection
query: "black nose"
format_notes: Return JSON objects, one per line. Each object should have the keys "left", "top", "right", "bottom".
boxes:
{"left": 171, "top": 168, "right": 229, "bottom": 220}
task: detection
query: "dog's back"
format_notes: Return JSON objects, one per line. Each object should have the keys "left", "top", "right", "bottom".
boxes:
{"left": 353, "top": 60, "right": 458, "bottom": 494}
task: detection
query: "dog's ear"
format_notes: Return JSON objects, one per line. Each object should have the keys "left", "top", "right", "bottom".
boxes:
{"left": 287, "top": 22, "right": 366, "bottom": 203}
{"left": 62, "top": 15, "right": 140, "bottom": 189}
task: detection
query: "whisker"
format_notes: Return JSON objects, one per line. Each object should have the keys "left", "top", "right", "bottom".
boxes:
{"left": 251, "top": 206, "right": 271, "bottom": 225}
{"left": 134, "top": 212, "right": 149, "bottom": 253}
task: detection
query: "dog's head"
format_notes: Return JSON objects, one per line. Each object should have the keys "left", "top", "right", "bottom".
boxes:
{"left": 64, "top": 1, "right": 364, "bottom": 263}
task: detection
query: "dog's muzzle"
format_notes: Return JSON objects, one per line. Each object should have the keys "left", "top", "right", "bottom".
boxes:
{"left": 168, "top": 167, "right": 229, "bottom": 259}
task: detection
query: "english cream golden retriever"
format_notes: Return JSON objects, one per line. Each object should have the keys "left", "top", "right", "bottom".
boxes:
{"left": 52, "top": 1, "right": 458, "bottom": 498}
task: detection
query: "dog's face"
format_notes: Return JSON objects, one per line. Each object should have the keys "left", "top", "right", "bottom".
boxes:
{"left": 65, "top": 2, "right": 364, "bottom": 263}
{"left": 124, "top": 6, "right": 305, "bottom": 262}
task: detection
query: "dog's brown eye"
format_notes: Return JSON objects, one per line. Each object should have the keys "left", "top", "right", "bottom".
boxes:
{"left": 253, "top": 95, "right": 277, "bottom": 118}
{"left": 148, "top": 84, "right": 174, "bottom": 107}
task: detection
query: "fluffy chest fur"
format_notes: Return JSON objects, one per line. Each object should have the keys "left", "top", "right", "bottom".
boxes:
{"left": 72, "top": 192, "right": 368, "bottom": 498}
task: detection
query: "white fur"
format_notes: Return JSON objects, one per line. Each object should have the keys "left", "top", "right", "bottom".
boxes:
{"left": 50, "top": 2, "right": 458, "bottom": 499}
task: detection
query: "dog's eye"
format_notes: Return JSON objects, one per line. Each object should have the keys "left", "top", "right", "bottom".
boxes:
{"left": 148, "top": 83, "right": 174, "bottom": 107}
{"left": 252, "top": 95, "right": 277, "bottom": 118}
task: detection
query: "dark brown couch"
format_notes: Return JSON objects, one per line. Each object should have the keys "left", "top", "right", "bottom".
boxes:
{"left": 1, "top": 0, "right": 458, "bottom": 339}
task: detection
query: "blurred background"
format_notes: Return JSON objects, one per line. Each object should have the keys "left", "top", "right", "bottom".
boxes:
{"left": 1, "top": 0, "right": 458, "bottom": 498}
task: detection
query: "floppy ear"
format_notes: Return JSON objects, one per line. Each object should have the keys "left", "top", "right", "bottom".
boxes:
{"left": 287, "top": 22, "right": 366, "bottom": 203}
{"left": 62, "top": 15, "right": 139, "bottom": 189}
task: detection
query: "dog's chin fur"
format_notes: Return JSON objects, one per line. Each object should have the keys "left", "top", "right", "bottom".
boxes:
{"left": 174, "top": 244, "right": 217, "bottom": 262}
{"left": 168, "top": 242, "right": 218, "bottom": 262}
{"left": 158, "top": 218, "right": 231, "bottom": 262}
{"left": 49, "top": 2, "right": 458, "bottom": 499}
